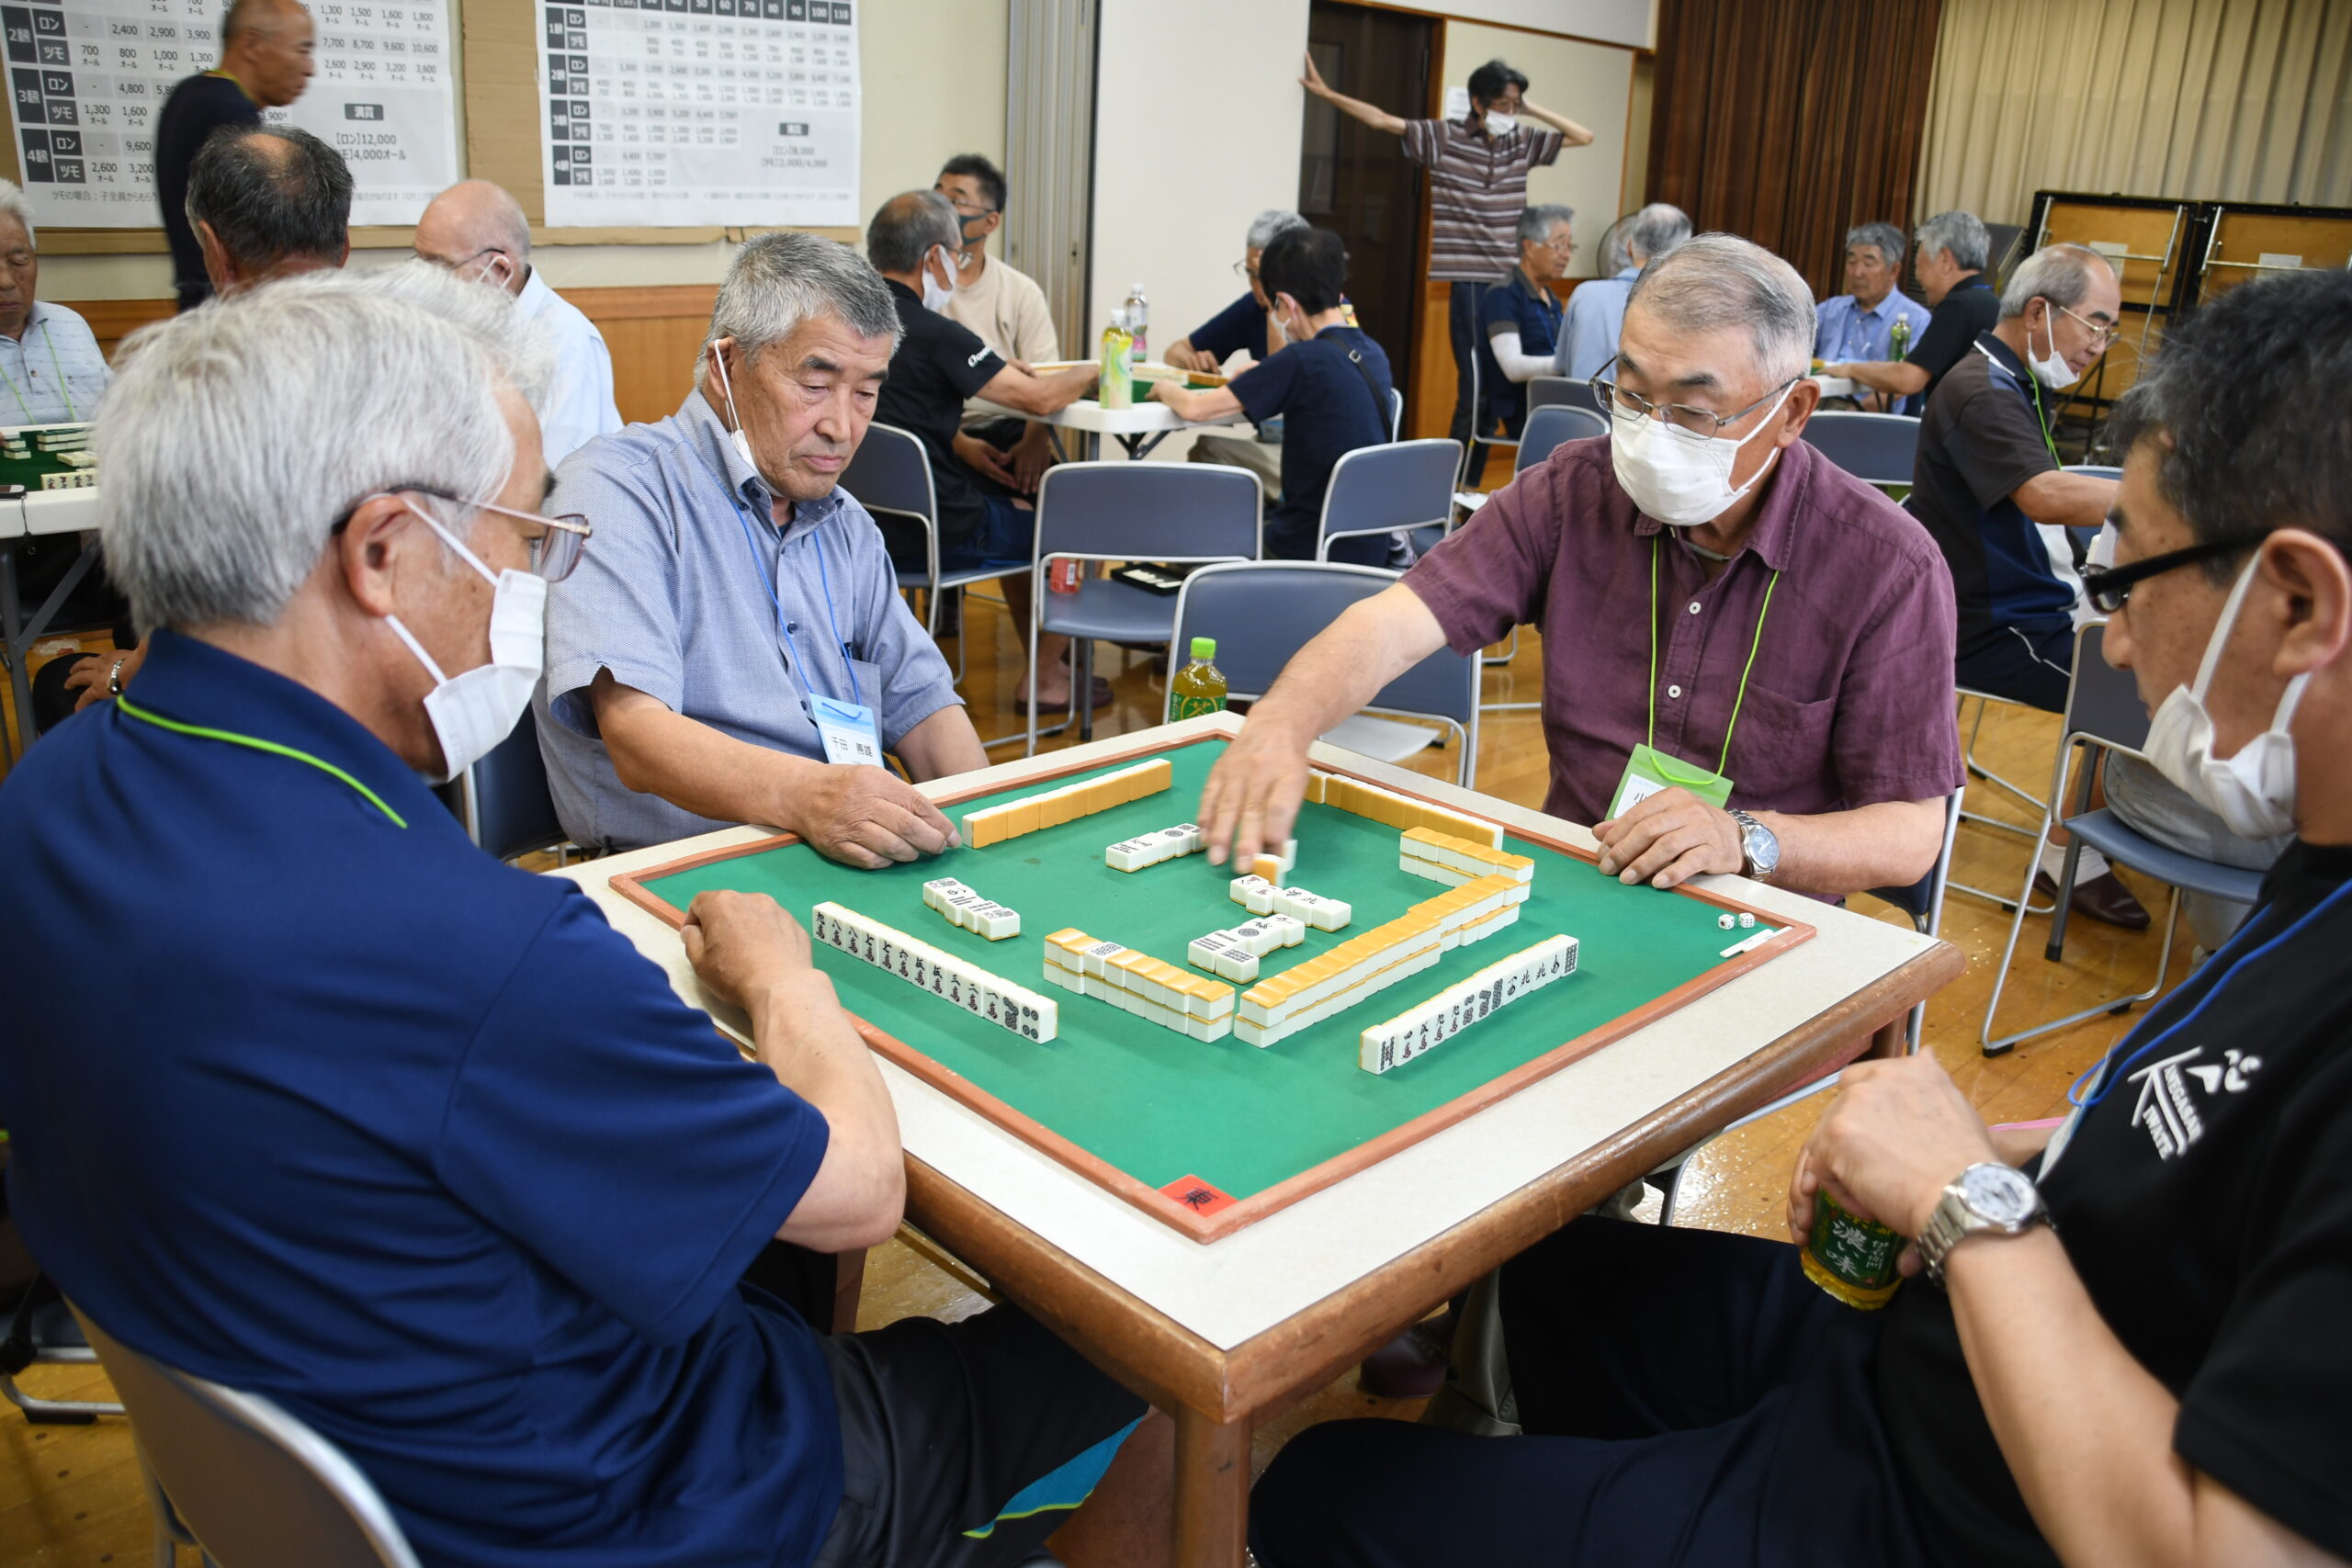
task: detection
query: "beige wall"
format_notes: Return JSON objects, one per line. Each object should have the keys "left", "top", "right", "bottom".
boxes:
{"left": 1440, "top": 21, "right": 1635, "bottom": 282}
{"left": 39, "top": 0, "right": 1009, "bottom": 302}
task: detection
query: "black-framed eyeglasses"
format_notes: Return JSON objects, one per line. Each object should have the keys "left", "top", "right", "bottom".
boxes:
{"left": 2078, "top": 535, "right": 2257, "bottom": 615}
{"left": 334, "top": 484, "right": 594, "bottom": 582}
{"left": 1588, "top": 355, "right": 1799, "bottom": 440}
{"left": 1232, "top": 258, "right": 1261, "bottom": 282}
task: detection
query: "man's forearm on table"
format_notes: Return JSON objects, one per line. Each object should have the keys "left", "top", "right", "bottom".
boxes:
{"left": 1750, "top": 798, "right": 1942, "bottom": 897}
{"left": 891, "top": 704, "right": 989, "bottom": 784}
{"left": 602, "top": 698, "right": 819, "bottom": 834}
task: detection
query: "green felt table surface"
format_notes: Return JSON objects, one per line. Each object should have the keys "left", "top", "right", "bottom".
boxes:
{"left": 0, "top": 433, "right": 89, "bottom": 492}
{"left": 638, "top": 739, "right": 1783, "bottom": 1213}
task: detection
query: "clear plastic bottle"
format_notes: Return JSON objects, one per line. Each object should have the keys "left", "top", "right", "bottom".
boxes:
{"left": 1100, "top": 307, "right": 1134, "bottom": 410}
{"left": 1124, "top": 283, "right": 1149, "bottom": 364}
{"left": 1167, "top": 636, "right": 1227, "bottom": 722}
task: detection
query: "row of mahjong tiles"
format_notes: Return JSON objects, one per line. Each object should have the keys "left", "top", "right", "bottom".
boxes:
{"left": 625, "top": 739, "right": 1799, "bottom": 1224}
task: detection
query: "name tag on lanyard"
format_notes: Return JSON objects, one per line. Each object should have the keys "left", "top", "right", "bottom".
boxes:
{"left": 809, "top": 692, "right": 883, "bottom": 768}
{"left": 1609, "top": 742, "right": 1735, "bottom": 819}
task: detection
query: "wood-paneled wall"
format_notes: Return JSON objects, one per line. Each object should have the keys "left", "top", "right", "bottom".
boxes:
{"left": 57, "top": 282, "right": 718, "bottom": 429}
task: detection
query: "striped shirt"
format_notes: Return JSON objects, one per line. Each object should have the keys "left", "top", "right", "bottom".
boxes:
{"left": 1402, "top": 117, "right": 1566, "bottom": 283}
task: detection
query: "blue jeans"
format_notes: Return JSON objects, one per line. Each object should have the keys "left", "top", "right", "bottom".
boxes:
{"left": 936, "top": 494, "right": 1036, "bottom": 577}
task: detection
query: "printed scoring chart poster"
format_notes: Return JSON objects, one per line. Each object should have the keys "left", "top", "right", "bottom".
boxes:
{"left": 538, "top": 0, "right": 860, "bottom": 228}
{"left": 2, "top": 0, "right": 458, "bottom": 228}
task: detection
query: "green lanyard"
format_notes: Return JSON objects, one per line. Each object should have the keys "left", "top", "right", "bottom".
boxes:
{"left": 0, "top": 320, "right": 77, "bottom": 425}
{"left": 117, "top": 694, "right": 408, "bottom": 829}
{"left": 1648, "top": 534, "right": 1781, "bottom": 776}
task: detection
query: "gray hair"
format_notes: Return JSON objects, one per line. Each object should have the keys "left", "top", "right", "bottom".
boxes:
{"left": 2000, "top": 243, "right": 2114, "bottom": 321}
{"left": 705, "top": 231, "right": 899, "bottom": 367}
{"left": 1914, "top": 209, "right": 1989, "bottom": 273}
{"left": 97, "top": 276, "right": 515, "bottom": 633}
{"left": 1246, "top": 209, "right": 1307, "bottom": 251}
{"left": 865, "top": 190, "right": 962, "bottom": 276}
{"left": 0, "top": 178, "right": 33, "bottom": 245}
{"left": 325, "top": 258, "right": 554, "bottom": 414}
{"left": 1627, "top": 232, "right": 1815, "bottom": 383}
{"left": 1845, "top": 221, "right": 1906, "bottom": 270}
{"left": 1620, "top": 203, "right": 1692, "bottom": 266}
{"left": 1518, "top": 204, "right": 1575, "bottom": 245}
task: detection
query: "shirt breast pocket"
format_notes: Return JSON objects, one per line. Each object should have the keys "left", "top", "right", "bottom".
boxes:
{"left": 1727, "top": 682, "right": 1839, "bottom": 807}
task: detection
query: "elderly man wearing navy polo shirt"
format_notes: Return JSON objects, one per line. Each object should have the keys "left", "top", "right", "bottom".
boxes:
{"left": 1202, "top": 232, "right": 1963, "bottom": 903}
{"left": 537, "top": 231, "right": 991, "bottom": 859}
{"left": 0, "top": 269, "right": 1164, "bottom": 1568}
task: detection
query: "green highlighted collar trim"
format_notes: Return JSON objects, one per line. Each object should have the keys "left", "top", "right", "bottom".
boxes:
{"left": 117, "top": 694, "right": 409, "bottom": 829}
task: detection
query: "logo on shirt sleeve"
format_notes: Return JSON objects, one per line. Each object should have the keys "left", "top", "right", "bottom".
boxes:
{"left": 967, "top": 347, "right": 994, "bottom": 368}
{"left": 2129, "top": 1046, "right": 2262, "bottom": 1159}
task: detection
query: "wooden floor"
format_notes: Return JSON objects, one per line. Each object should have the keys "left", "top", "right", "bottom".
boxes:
{"left": 1, "top": 589, "right": 2191, "bottom": 1563}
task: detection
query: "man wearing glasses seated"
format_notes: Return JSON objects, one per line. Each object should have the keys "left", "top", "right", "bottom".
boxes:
{"left": 1196, "top": 232, "right": 1962, "bottom": 908}
{"left": 1473, "top": 205, "right": 1576, "bottom": 455}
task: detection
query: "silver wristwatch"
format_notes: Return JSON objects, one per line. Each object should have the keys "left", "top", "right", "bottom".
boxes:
{"left": 1917, "top": 1162, "right": 2051, "bottom": 1287}
{"left": 1728, "top": 808, "right": 1780, "bottom": 880}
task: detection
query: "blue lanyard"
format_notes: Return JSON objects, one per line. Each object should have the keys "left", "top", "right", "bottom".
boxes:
{"left": 2068, "top": 874, "right": 2352, "bottom": 1108}
{"left": 727, "top": 482, "right": 865, "bottom": 710}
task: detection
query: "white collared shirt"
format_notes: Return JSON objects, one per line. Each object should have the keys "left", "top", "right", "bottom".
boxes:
{"left": 514, "top": 267, "right": 622, "bottom": 468}
{"left": 0, "top": 301, "right": 111, "bottom": 426}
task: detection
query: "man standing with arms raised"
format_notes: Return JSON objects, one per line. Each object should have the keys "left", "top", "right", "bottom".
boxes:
{"left": 155, "top": 0, "right": 315, "bottom": 312}
{"left": 1302, "top": 54, "right": 1593, "bottom": 480}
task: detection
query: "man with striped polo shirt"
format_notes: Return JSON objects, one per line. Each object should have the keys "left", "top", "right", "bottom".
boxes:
{"left": 1302, "top": 54, "right": 1594, "bottom": 485}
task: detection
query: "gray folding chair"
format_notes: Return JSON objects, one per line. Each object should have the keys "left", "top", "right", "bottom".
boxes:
{"left": 1025, "top": 461, "right": 1261, "bottom": 755}
{"left": 1515, "top": 404, "right": 1607, "bottom": 473}
{"left": 1655, "top": 786, "right": 1963, "bottom": 1224}
{"left": 1525, "top": 375, "right": 1601, "bottom": 416}
{"left": 1316, "top": 438, "right": 1461, "bottom": 563}
{"left": 72, "top": 1304, "right": 424, "bottom": 1568}
{"left": 1170, "top": 561, "right": 1479, "bottom": 787}
{"left": 1, "top": 1274, "right": 121, "bottom": 1423}
{"left": 1800, "top": 411, "right": 1921, "bottom": 489}
{"left": 1386, "top": 388, "right": 1403, "bottom": 444}
{"left": 842, "top": 422, "right": 1021, "bottom": 682}
{"left": 1460, "top": 345, "right": 1517, "bottom": 491}
{"left": 1981, "top": 622, "right": 2266, "bottom": 1055}
{"left": 444, "top": 707, "right": 571, "bottom": 864}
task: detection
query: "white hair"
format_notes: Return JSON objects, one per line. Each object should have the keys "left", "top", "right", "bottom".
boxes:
{"left": 703, "top": 229, "right": 899, "bottom": 368}
{"left": 2000, "top": 243, "right": 2114, "bottom": 321}
{"left": 1246, "top": 209, "right": 1306, "bottom": 251}
{"left": 98, "top": 276, "right": 514, "bottom": 633}
{"left": 1627, "top": 232, "right": 1815, "bottom": 383}
{"left": 0, "top": 177, "right": 32, "bottom": 245}
{"left": 323, "top": 257, "right": 554, "bottom": 412}
{"left": 1621, "top": 203, "right": 1692, "bottom": 265}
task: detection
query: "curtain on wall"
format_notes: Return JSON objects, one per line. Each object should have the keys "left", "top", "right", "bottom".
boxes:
{"left": 1917, "top": 0, "right": 2352, "bottom": 228}
{"left": 1645, "top": 0, "right": 1945, "bottom": 300}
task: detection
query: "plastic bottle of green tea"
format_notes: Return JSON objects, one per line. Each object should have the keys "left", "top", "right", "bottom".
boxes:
{"left": 1100, "top": 309, "right": 1134, "bottom": 410}
{"left": 1803, "top": 1189, "right": 1905, "bottom": 1309}
{"left": 1168, "top": 637, "right": 1227, "bottom": 722}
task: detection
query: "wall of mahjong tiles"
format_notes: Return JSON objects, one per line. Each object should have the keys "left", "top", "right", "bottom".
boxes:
{"left": 638, "top": 739, "right": 1782, "bottom": 1213}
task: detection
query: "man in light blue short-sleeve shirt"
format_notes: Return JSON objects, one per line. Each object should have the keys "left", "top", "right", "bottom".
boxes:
{"left": 537, "top": 232, "right": 988, "bottom": 859}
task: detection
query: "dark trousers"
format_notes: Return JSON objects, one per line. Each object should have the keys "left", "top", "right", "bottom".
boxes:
{"left": 1446, "top": 280, "right": 1497, "bottom": 488}
{"left": 1956, "top": 619, "right": 2075, "bottom": 715}
{"left": 1250, "top": 1218, "right": 1939, "bottom": 1568}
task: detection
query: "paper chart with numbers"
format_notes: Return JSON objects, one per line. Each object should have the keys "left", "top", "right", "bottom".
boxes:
{"left": 538, "top": 0, "right": 860, "bottom": 228}
{"left": 2, "top": 0, "right": 458, "bottom": 229}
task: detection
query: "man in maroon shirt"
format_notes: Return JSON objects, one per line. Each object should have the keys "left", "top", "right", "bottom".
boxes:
{"left": 1201, "top": 233, "right": 1962, "bottom": 901}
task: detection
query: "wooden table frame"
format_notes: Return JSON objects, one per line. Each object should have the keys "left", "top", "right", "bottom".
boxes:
{"left": 560, "top": 716, "right": 1962, "bottom": 1567}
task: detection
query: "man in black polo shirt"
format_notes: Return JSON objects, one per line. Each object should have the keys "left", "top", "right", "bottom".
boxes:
{"left": 155, "top": 0, "right": 315, "bottom": 311}
{"left": 1828, "top": 209, "right": 2000, "bottom": 413}
{"left": 865, "top": 192, "right": 1103, "bottom": 714}
{"left": 1149, "top": 226, "right": 1398, "bottom": 566}
{"left": 1250, "top": 264, "right": 2352, "bottom": 1568}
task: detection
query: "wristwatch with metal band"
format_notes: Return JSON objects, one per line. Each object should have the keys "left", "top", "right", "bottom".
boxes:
{"left": 1728, "top": 808, "right": 1780, "bottom": 880}
{"left": 1917, "top": 1161, "right": 2052, "bottom": 1287}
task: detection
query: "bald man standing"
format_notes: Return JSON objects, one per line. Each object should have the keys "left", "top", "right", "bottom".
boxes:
{"left": 417, "top": 179, "right": 621, "bottom": 467}
{"left": 157, "top": 0, "right": 316, "bottom": 311}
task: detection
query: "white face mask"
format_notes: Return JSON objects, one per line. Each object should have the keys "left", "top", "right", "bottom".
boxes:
{"left": 710, "top": 343, "right": 759, "bottom": 472}
{"left": 2142, "top": 554, "right": 2307, "bottom": 840}
{"left": 1608, "top": 379, "right": 1795, "bottom": 528}
{"left": 1482, "top": 110, "right": 1519, "bottom": 134}
{"left": 1269, "top": 296, "right": 1293, "bottom": 345}
{"left": 2026, "top": 301, "right": 2076, "bottom": 389}
{"left": 921, "top": 246, "right": 956, "bottom": 312}
{"left": 383, "top": 501, "right": 548, "bottom": 784}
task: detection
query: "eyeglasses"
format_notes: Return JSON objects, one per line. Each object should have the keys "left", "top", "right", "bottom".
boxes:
{"left": 2078, "top": 535, "right": 2256, "bottom": 615}
{"left": 335, "top": 485, "right": 594, "bottom": 582}
{"left": 1588, "top": 356, "right": 1799, "bottom": 440}
{"left": 1531, "top": 234, "right": 1577, "bottom": 255}
{"left": 2056, "top": 302, "right": 2121, "bottom": 350}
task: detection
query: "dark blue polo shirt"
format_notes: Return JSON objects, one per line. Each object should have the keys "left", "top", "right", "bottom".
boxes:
{"left": 1476, "top": 269, "right": 1563, "bottom": 434}
{"left": 1229, "top": 324, "right": 1395, "bottom": 566}
{"left": 1186, "top": 290, "right": 1268, "bottom": 366}
{"left": 0, "top": 631, "right": 841, "bottom": 1568}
